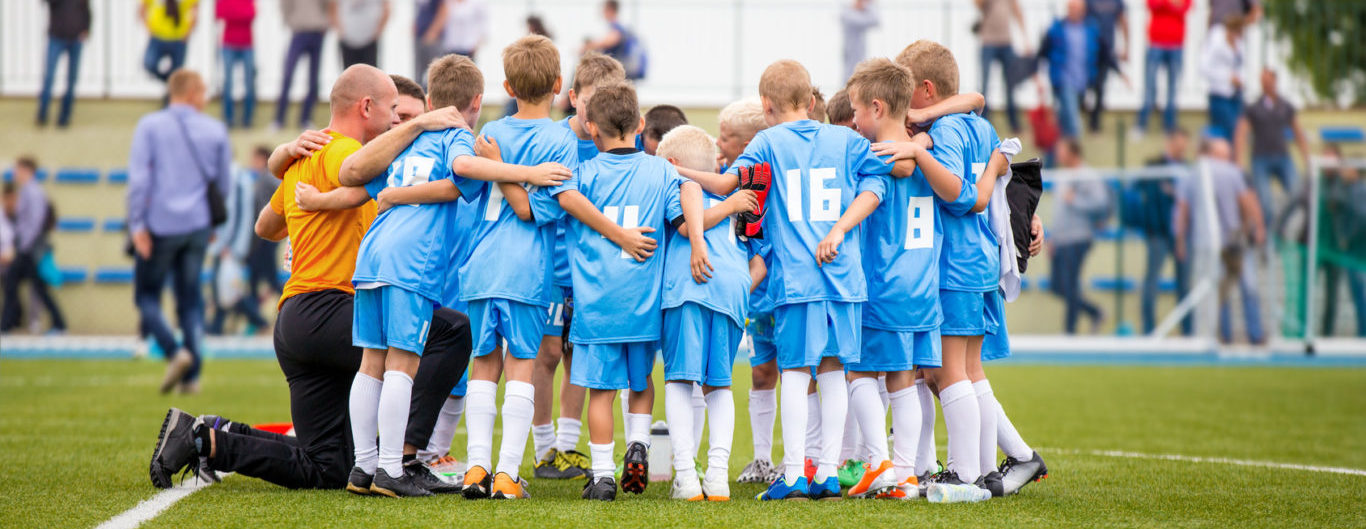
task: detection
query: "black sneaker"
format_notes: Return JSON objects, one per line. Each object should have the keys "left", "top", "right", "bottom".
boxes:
{"left": 405, "top": 459, "right": 462, "bottom": 494}
{"left": 535, "top": 448, "right": 589, "bottom": 479}
{"left": 999, "top": 451, "right": 1048, "bottom": 495}
{"left": 370, "top": 467, "right": 433, "bottom": 498}
{"left": 928, "top": 469, "right": 966, "bottom": 486}
{"left": 621, "top": 441, "right": 649, "bottom": 494}
{"left": 975, "top": 471, "right": 1005, "bottom": 497}
{"left": 347, "top": 466, "right": 374, "bottom": 495}
{"left": 582, "top": 476, "right": 617, "bottom": 501}
{"left": 149, "top": 408, "right": 202, "bottom": 488}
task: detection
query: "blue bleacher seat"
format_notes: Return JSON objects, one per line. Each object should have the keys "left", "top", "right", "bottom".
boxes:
{"left": 3, "top": 168, "right": 49, "bottom": 182}
{"left": 56, "top": 217, "right": 96, "bottom": 233}
{"left": 1158, "top": 278, "right": 1178, "bottom": 293}
{"left": 1095, "top": 226, "right": 1125, "bottom": 241}
{"left": 94, "top": 267, "right": 135, "bottom": 284}
{"left": 1091, "top": 276, "right": 1137, "bottom": 293}
{"left": 1037, "top": 277, "right": 1052, "bottom": 291}
{"left": 58, "top": 266, "right": 88, "bottom": 283}
{"left": 54, "top": 168, "right": 101, "bottom": 184}
{"left": 106, "top": 168, "right": 128, "bottom": 184}
{"left": 1320, "top": 127, "right": 1365, "bottom": 143}
{"left": 102, "top": 218, "right": 127, "bottom": 232}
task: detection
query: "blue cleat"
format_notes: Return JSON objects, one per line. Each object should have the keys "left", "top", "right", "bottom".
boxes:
{"left": 808, "top": 476, "right": 842, "bottom": 500}
{"left": 757, "top": 476, "right": 809, "bottom": 501}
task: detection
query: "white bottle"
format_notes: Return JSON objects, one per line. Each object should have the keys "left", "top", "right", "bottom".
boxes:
{"left": 649, "top": 420, "right": 672, "bottom": 481}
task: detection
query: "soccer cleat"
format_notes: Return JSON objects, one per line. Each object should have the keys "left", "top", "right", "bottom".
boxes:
{"left": 743, "top": 162, "right": 771, "bottom": 238}
{"left": 346, "top": 466, "right": 374, "bottom": 495}
{"left": 848, "top": 460, "right": 896, "bottom": 498}
{"left": 670, "top": 475, "right": 705, "bottom": 501}
{"left": 563, "top": 450, "right": 592, "bottom": 476}
{"left": 428, "top": 455, "right": 464, "bottom": 481}
{"left": 620, "top": 441, "right": 649, "bottom": 494}
{"left": 371, "top": 467, "right": 433, "bottom": 498}
{"left": 757, "top": 476, "right": 809, "bottom": 501}
{"left": 462, "top": 465, "right": 492, "bottom": 499}
{"left": 803, "top": 457, "right": 818, "bottom": 481}
{"left": 406, "top": 458, "right": 462, "bottom": 494}
{"left": 809, "top": 476, "right": 842, "bottom": 500}
{"left": 875, "top": 476, "right": 921, "bottom": 500}
{"left": 702, "top": 472, "right": 730, "bottom": 501}
{"left": 535, "top": 448, "right": 589, "bottom": 480}
{"left": 837, "top": 459, "right": 867, "bottom": 488}
{"left": 999, "top": 451, "right": 1049, "bottom": 495}
{"left": 976, "top": 471, "right": 1005, "bottom": 498}
{"left": 490, "top": 472, "right": 531, "bottom": 499}
{"left": 149, "top": 408, "right": 202, "bottom": 489}
{"left": 159, "top": 350, "right": 194, "bottom": 394}
{"left": 736, "top": 458, "right": 778, "bottom": 484}
{"left": 582, "top": 476, "right": 617, "bottom": 501}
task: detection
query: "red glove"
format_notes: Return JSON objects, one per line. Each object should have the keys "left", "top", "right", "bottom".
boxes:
{"left": 734, "top": 165, "right": 754, "bottom": 238}
{"left": 739, "top": 163, "right": 771, "bottom": 239}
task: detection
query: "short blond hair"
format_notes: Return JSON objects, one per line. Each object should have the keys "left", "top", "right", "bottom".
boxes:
{"left": 572, "top": 52, "right": 626, "bottom": 94}
{"left": 167, "top": 69, "right": 204, "bottom": 98}
{"left": 718, "top": 98, "right": 766, "bottom": 139}
{"left": 827, "top": 89, "right": 853, "bottom": 125}
{"left": 809, "top": 87, "right": 827, "bottom": 122}
{"left": 502, "top": 35, "right": 560, "bottom": 103}
{"left": 656, "top": 125, "right": 718, "bottom": 173}
{"left": 427, "top": 54, "right": 484, "bottom": 110}
{"left": 845, "top": 58, "right": 913, "bottom": 117}
{"left": 759, "top": 60, "right": 812, "bottom": 113}
{"left": 895, "top": 40, "right": 959, "bottom": 97}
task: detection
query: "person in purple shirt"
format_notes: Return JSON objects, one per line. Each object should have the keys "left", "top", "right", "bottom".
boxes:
{"left": 1, "top": 157, "right": 66, "bottom": 335}
{"left": 127, "top": 69, "right": 231, "bottom": 395}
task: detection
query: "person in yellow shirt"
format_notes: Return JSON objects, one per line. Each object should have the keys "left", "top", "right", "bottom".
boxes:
{"left": 141, "top": 0, "right": 198, "bottom": 83}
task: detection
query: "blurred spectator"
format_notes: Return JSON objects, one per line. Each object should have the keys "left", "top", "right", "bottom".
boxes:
{"left": 414, "top": 0, "right": 445, "bottom": 87}
{"left": 1134, "top": 0, "right": 1190, "bottom": 136}
{"left": 1136, "top": 129, "right": 1191, "bottom": 335}
{"left": 36, "top": 0, "right": 91, "bottom": 128}
{"left": 432, "top": 0, "right": 487, "bottom": 62}
{"left": 332, "top": 0, "right": 389, "bottom": 68}
{"left": 216, "top": 0, "right": 256, "bottom": 128}
{"left": 274, "top": 0, "right": 330, "bottom": 130}
{"left": 1174, "top": 137, "right": 1265, "bottom": 345}
{"left": 1235, "top": 68, "right": 1309, "bottom": 231}
{"left": 0, "top": 187, "right": 12, "bottom": 267}
{"left": 1084, "top": 0, "right": 1128, "bottom": 133}
{"left": 141, "top": 0, "right": 197, "bottom": 86}
{"left": 1209, "top": 0, "right": 1260, "bottom": 27}
{"left": 1319, "top": 145, "right": 1366, "bottom": 337}
{"left": 127, "top": 70, "right": 230, "bottom": 394}
{"left": 1039, "top": 0, "right": 1104, "bottom": 139}
{"left": 975, "top": 0, "right": 1028, "bottom": 133}
{"left": 1049, "top": 139, "right": 1110, "bottom": 334}
{"left": 584, "top": 0, "right": 645, "bottom": 80}
{"left": 246, "top": 146, "right": 283, "bottom": 310}
{"left": 1, "top": 158, "right": 66, "bottom": 335}
{"left": 207, "top": 152, "right": 268, "bottom": 336}
{"left": 1201, "top": 14, "right": 1245, "bottom": 141}
{"left": 840, "top": 0, "right": 879, "bottom": 81}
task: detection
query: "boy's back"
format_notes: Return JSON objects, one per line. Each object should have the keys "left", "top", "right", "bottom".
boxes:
{"left": 663, "top": 191, "right": 750, "bottom": 329}
{"left": 862, "top": 163, "right": 943, "bottom": 331}
{"left": 929, "top": 112, "right": 1001, "bottom": 292}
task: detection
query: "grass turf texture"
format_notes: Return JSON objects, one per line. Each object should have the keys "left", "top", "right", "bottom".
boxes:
{"left": 1, "top": 359, "right": 1364, "bottom": 528}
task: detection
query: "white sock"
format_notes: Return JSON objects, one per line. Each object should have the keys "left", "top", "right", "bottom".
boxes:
{"left": 814, "top": 371, "right": 848, "bottom": 482}
{"left": 495, "top": 381, "right": 535, "bottom": 479}
{"left": 419, "top": 396, "right": 464, "bottom": 462}
{"left": 589, "top": 442, "right": 615, "bottom": 478}
{"left": 779, "top": 370, "right": 811, "bottom": 484}
{"left": 619, "top": 389, "right": 631, "bottom": 440}
{"left": 914, "top": 379, "right": 938, "bottom": 476}
{"left": 888, "top": 386, "right": 922, "bottom": 483}
{"left": 748, "top": 388, "right": 776, "bottom": 462}
{"left": 804, "top": 392, "right": 821, "bottom": 460}
{"left": 464, "top": 380, "right": 498, "bottom": 470}
{"left": 849, "top": 377, "right": 889, "bottom": 463}
{"left": 839, "top": 403, "right": 861, "bottom": 462}
{"left": 377, "top": 370, "right": 414, "bottom": 477}
{"left": 997, "top": 405, "right": 1033, "bottom": 460}
{"left": 555, "top": 417, "right": 582, "bottom": 453}
{"left": 532, "top": 423, "right": 556, "bottom": 462}
{"left": 348, "top": 373, "right": 383, "bottom": 474}
{"left": 691, "top": 384, "right": 706, "bottom": 451}
{"left": 973, "top": 379, "right": 1000, "bottom": 477}
{"left": 704, "top": 388, "right": 734, "bottom": 480}
{"left": 626, "top": 412, "right": 652, "bottom": 447}
{"left": 939, "top": 380, "right": 982, "bottom": 483}
{"left": 871, "top": 376, "right": 890, "bottom": 462}
{"left": 665, "top": 382, "right": 697, "bottom": 480}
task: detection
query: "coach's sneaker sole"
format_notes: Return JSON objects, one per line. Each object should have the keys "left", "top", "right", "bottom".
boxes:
{"left": 702, "top": 471, "right": 730, "bottom": 501}
{"left": 462, "top": 465, "right": 492, "bottom": 499}
{"left": 582, "top": 476, "right": 617, "bottom": 501}
{"left": 757, "top": 476, "right": 809, "bottom": 501}
{"left": 621, "top": 441, "right": 649, "bottom": 494}
{"left": 490, "top": 472, "right": 531, "bottom": 499}
{"left": 1000, "top": 451, "right": 1049, "bottom": 495}
{"left": 848, "top": 460, "right": 896, "bottom": 498}
{"left": 346, "top": 466, "right": 374, "bottom": 495}
{"left": 149, "top": 408, "right": 201, "bottom": 489}
{"left": 371, "top": 467, "right": 433, "bottom": 498}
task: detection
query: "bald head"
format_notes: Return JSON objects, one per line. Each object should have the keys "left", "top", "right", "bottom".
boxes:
{"left": 331, "top": 65, "right": 394, "bottom": 113}
{"left": 329, "top": 65, "right": 399, "bottom": 143}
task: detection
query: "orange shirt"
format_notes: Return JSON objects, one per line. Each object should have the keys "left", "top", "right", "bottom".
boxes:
{"left": 270, "top": 132, "right": 377, "bottom": 304}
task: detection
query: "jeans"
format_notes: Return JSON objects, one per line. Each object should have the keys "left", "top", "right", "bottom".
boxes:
{"left": 1207, "top": 93, "right": 1242, "bottom": 140}
{"left": 1050, "top": 241, "right": 1102, "bottom": 334}
{"left": 1216, "top": 245, "right": 1265, "bottom": 344}
{"left": 1321, "top": 264, "right": 1366, "bottom": 337}
{"left": 143, "top": 37, "right": 187, "bottom": 83}
{"left": 221, "top": 46, "right": 256, "bottom": 128}
{"left": 37, "top": 37, "right": 82, "bottom": 126}
{"left": 133, "top": 228, "right": 211, "bottom": 384}
{"left": 1, "top": 251, "right": 67, "bottom": 332}
{"left": 340, "top": 40, "right": 378, "bottom": 68}
{"left": 1250, "top": 155, "right": 1297, "bottom": 231}
{"left": 1087, "top": 59, "right": 1112, "bottom": 132}
{"left": 980, "top": 44, "right": 1021, "bottom": 132}
{"left": 1054, "top": 85, "right": 1084, "bottom": 139}
{"left": 1137, "top": 46, "right": 1183, "bottom": 133}
{"left": 275, "top": 31, "right": 325, "bottom": 128}
{"left": 1141, "top": 234, "right": 1192, "bottom": 335}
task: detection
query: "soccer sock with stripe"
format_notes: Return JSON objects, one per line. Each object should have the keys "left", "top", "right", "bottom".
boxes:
{"left": 914, "top": 378, "right": 938, "bottom": 476}
{"left": 555, "top": 417, "right": 582, "bottom": 453}
{"left": 814, "top": 370, "right": 849, "bottom": 482}
{"left": 665, "top": 382, "right": 698, "bottom": 481}
{"left": 888, "top": 386, "right": 922, "bottom": 483}
{"left": 495, "top": 381, "right": 535, "bottom": 480}
{"left": 464, "top": 380, "right": 498, "bottom": 471}
{"left": 973, "top": 379, "right": 1000, "bottom": 477}
{"left": 377, "top": 370, "right": 414, "bottom": 478}
{"left": 419, "top": 396, "right": 464, "bottom": 463}
{"left": 939, "top": 380, "right": 983, "bottom": 483}
{"left": 348, "top": 373, "right": 383, "bottom": 474}
{"left": 779, "top": 370, "right": 811, "bottom": 485}
{"left": 850, "top": 377, "right": 890, "bottom": 463}
{"left": 748, "top": 388, "right": 776, "bottom": 462}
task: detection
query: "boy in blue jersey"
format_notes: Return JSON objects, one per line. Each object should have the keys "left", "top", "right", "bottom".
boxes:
{"left": 531, "top": 52, "right": 628, "bottom": 480}
{"left": 655, "top": 125, "right": 758, "bottom": 502}
{"left": 539, "top": 82, "right": 708, "bottom": 501}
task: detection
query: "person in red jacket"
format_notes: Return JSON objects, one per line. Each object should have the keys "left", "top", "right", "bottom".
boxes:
{"left": 1134, "top": 0, "right": 1190, "bottom": 136}
{"left": 216, "top": 0, "right": 257, "bottom": 128}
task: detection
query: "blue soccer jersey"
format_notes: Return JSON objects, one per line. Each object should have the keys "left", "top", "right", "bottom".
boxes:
{"left": 458, "top": 117, "right": 579, "bottom": 307}
{"left": 662, "top": 191, "right": 750, "bottom": 329}
{"left": 551, "top": 117, "right": 601, "bottom": 288}
{"left": 929, "top": 113, "right": 1000, "bottom": 293}
{"left": 439, "top": 203, "right": 480, "bottom": 310}
{"left": 746, "top": 238, "right": 774, "bottom": 313}
{"left": 546, "top": 150, "right": 685, "bottom": 344}
{"left": 726, "top": 120, "right": 892, "bottom": 306}
{"left": 353, "top": 128, "right": 481, "bottom": 302}
{"left": 862, "top": 163, "right": 944, "bottom": 332}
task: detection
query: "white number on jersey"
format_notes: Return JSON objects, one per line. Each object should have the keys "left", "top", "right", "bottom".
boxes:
{"left": 904, "top": 195, "right": 934, "bottom": 250}
{"left": 603, "top": 205, "right": 641, "bottom": 259}
{"left": 785, "top": 167, "right": 842, "bottom": 222}
{"left": 483, "top": 184, "right": 506, "bottom": 221}
{"left": 970, "top": 162, "right": 987, "bottom": 216}
{"left": 386, "top": 156, "right": 436, "bottom": 189}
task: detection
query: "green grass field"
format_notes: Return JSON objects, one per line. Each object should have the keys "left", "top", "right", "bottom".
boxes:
{"left": 2, "top": 358, "right": 1363, "bottom": 528}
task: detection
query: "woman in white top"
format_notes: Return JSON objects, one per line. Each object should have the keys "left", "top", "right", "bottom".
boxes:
{"left": 1202, "top": 14, "right": 1245, "bottom": 140}
{"left": 427, "top": 0, "right": 488, "bottom": 61}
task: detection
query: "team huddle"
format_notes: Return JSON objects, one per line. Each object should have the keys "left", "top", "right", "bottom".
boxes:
{"left": 148, "top": 32, "right": 1050, "bottom": 504}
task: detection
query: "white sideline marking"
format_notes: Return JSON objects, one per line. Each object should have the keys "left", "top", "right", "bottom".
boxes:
{"left": 95, "top": 474, "right": 224, "bottom": 529}
{"left": 1046, "top": 448, "right": 1366, "bottom": 477}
